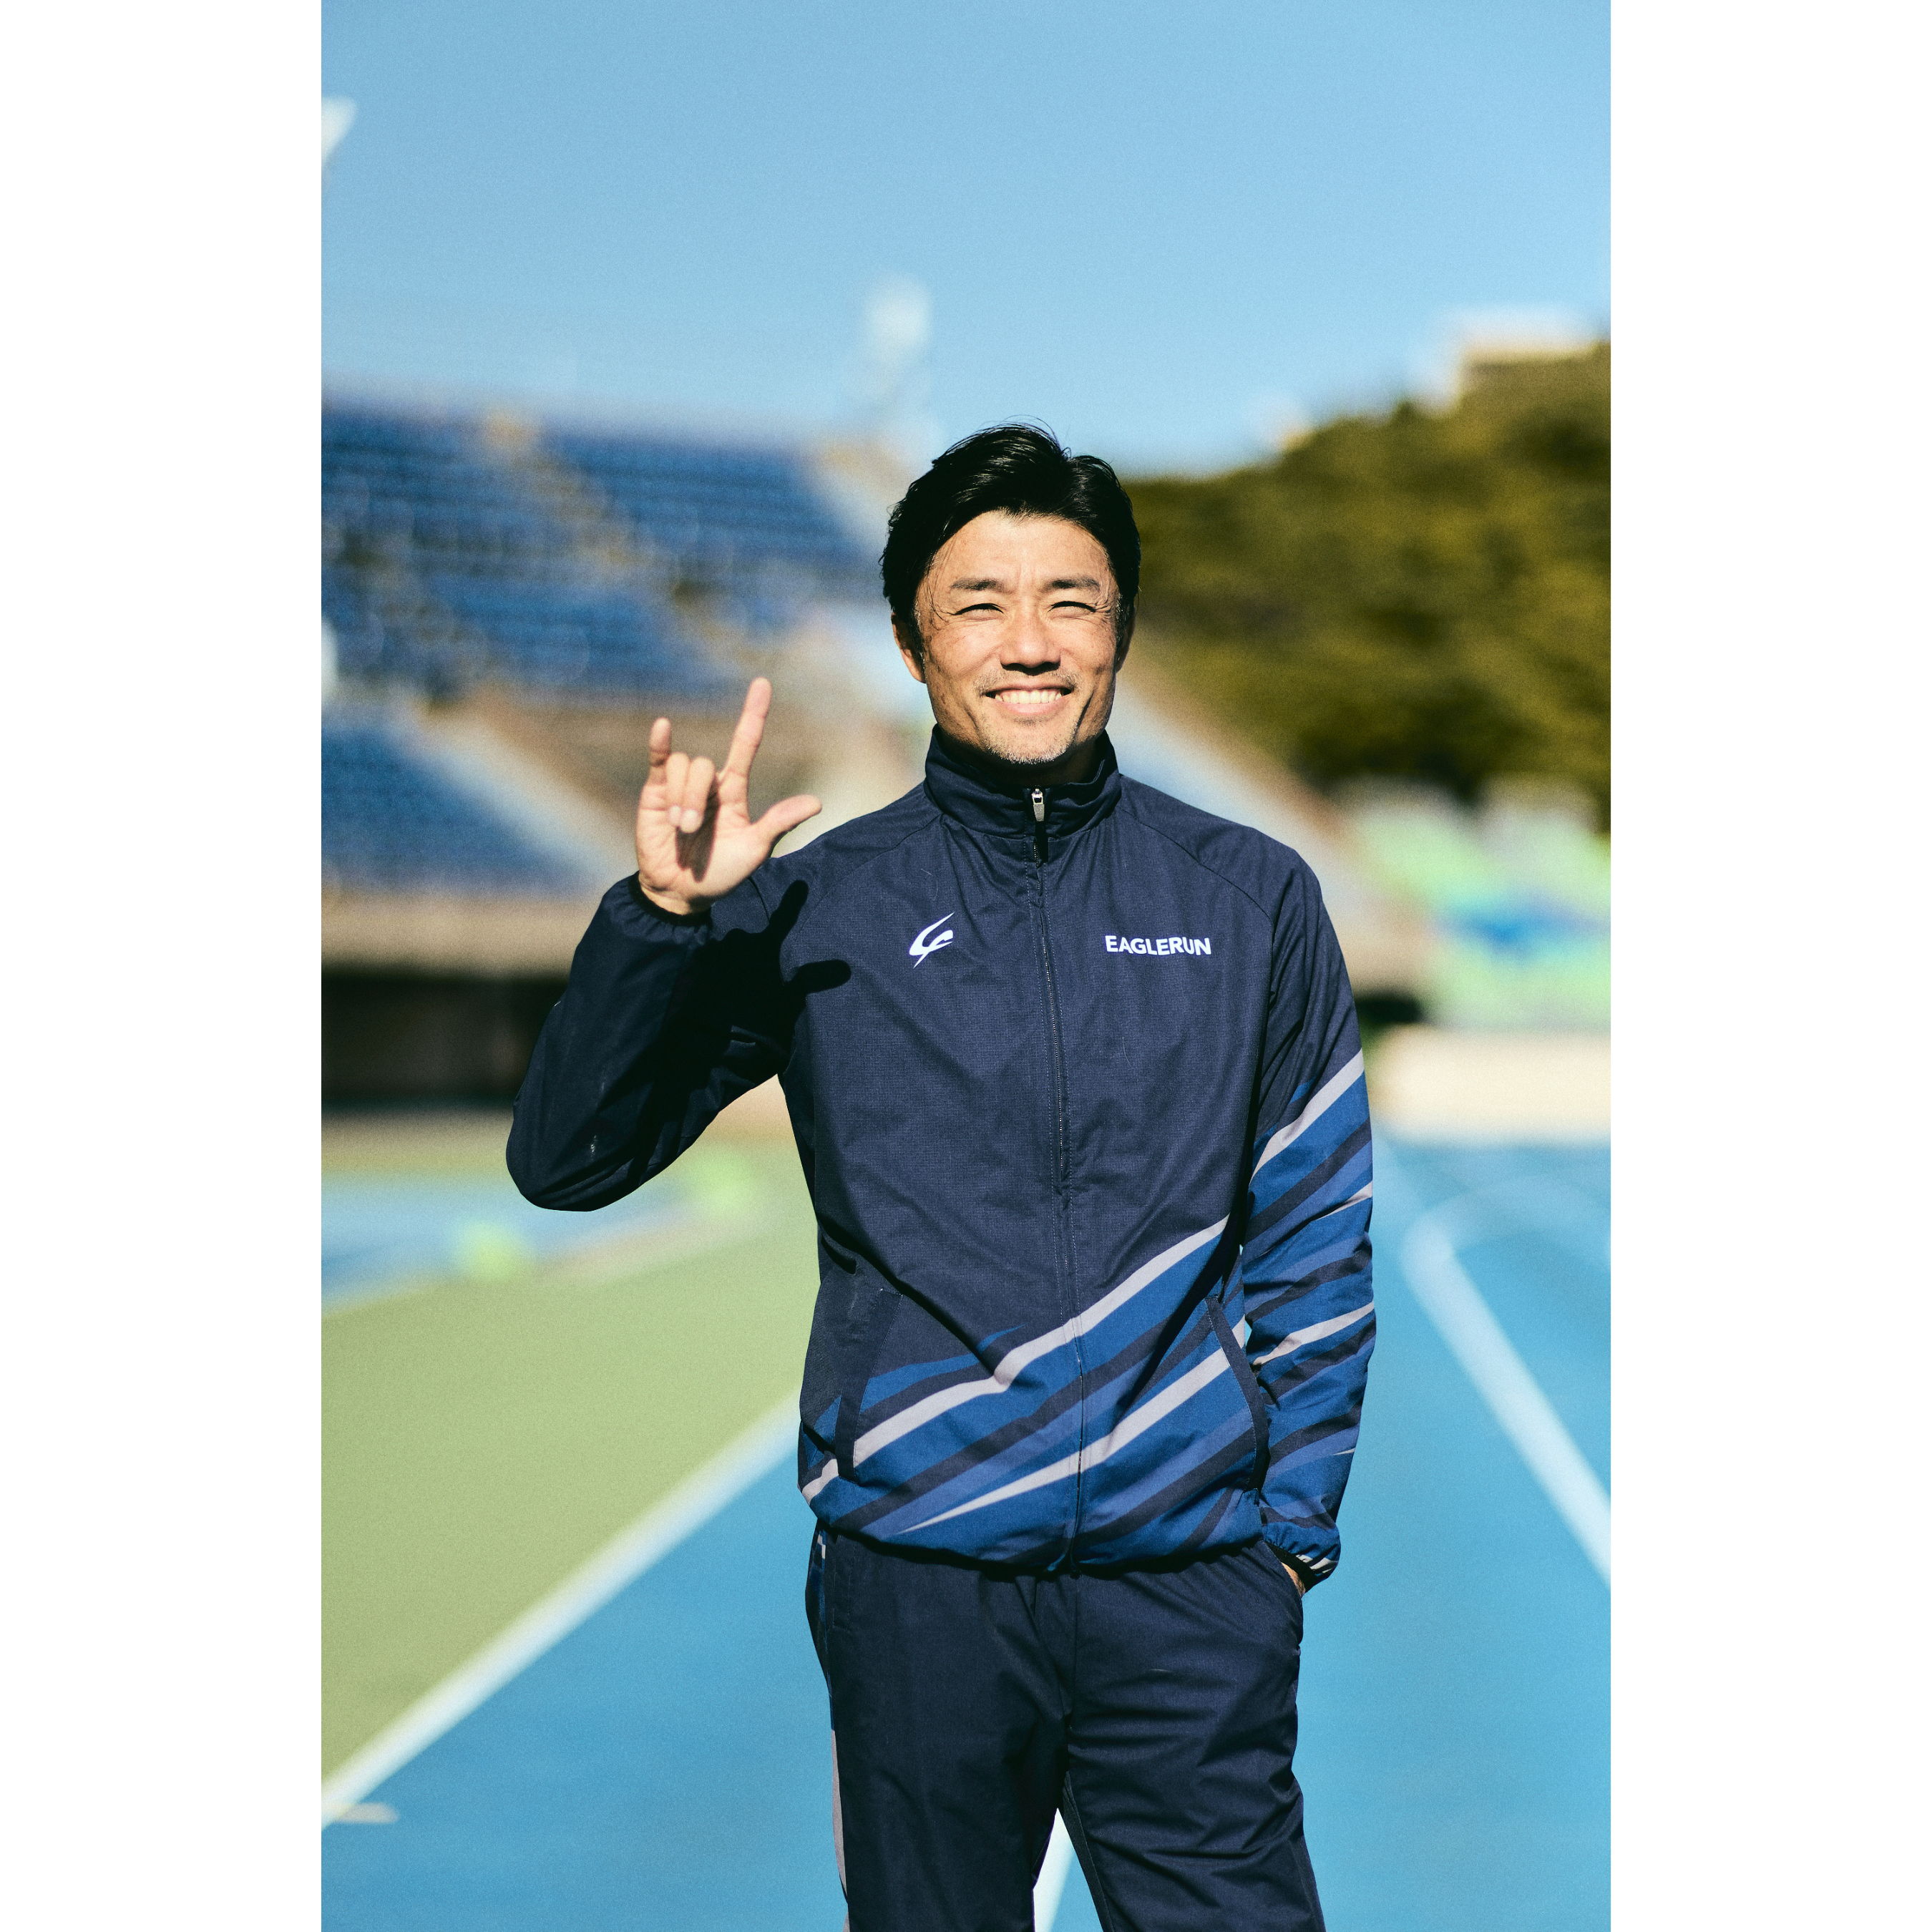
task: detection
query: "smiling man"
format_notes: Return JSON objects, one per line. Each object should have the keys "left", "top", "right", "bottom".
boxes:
{"left": 894, "top": 500, "right": 1122, "bottom": 776}
{"left": 509, "top": 425, "right": 1375, "bottom": 1932}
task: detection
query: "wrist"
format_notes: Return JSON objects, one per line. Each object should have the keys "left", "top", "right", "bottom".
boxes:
{"left": 629, "top": 877, "right": 711, "bottom": 924}
{"left": 640, "top": 887, "right": 700, "bottom": 917}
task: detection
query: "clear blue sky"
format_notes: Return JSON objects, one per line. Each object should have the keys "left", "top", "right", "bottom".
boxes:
{"left": 322, "top": 0, "right": 1607, "bottom": 472}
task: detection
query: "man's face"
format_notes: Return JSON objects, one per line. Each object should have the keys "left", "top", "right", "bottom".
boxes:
{"left": 896, "top": 509, "right": 1128, "bottom": 779}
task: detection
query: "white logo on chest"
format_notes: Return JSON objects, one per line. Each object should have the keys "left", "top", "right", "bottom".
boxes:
{"left": 909, "top": 914, "right": 955, "bottom": 966}
{"left": 1106, "top": 933, "right": 1214, "bottom": 957}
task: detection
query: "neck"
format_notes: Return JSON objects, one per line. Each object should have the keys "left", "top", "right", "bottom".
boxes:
{"left": 935, "top": 728, "right": 1106, "bottom": 791}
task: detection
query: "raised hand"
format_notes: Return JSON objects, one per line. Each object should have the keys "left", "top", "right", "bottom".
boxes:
{"left": 635, "top": 678, "right": 821, "bottom": 916}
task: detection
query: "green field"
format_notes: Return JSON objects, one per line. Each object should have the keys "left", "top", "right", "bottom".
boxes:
{"left": 322, "top": 1120, "right": 819, "bottom": 1777}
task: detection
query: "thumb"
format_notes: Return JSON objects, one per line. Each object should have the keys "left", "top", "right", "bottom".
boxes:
{"left": 753, "top": 792, "right": 822, "bottom": 848}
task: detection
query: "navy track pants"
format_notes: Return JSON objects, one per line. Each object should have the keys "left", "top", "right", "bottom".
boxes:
{"left": 806, "top": 1527, "right": 1326, "bottom": 1932}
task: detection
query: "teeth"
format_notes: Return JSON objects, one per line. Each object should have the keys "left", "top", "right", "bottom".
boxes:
{"left": 994, "top": 689, "right": 1063, "bottom": 708}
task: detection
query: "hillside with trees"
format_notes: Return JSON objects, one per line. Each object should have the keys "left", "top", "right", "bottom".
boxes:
{"left": 1127, "top": 343, "right": 1609, "bottom": 825}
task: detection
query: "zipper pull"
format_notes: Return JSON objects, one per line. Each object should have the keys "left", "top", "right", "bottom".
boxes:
{"left": 1030, "top": 789, "right": 1048, "bottom": 862}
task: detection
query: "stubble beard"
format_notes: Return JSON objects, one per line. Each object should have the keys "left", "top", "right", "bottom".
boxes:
{"left": 970, "top": 680, "right": 1111, "bottom": 774}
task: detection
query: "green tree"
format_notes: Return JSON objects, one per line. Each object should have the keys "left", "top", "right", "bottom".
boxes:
{"left": 1129, "top": 343, "right": 1609, "bottom": 824}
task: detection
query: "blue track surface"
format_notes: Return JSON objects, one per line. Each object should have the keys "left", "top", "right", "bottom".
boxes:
{"left": 325, "top": 1465, "right": 846, "bottom": 1931}
{"left": 324, "top": 1135, "right": 1608, "bottom": 1931}
{"left": 321, "top": 1175, "right": 687, "bottom": 1307}
{"left": 1297, "top": 1138, "right": 1609, "bottom": 1932}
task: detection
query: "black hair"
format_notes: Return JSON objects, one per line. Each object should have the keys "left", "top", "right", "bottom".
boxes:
{"left": 880, "top": 424, "right": 1141, "bottom": 657}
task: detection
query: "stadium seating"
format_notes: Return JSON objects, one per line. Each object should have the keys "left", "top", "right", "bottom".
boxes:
{"left": 322, "top": 401, "right": 871, "bottom": 698}
{"left": 1349, "top": 789, "right": 1610, "bottom": 1030}
{"left": 545, "top": 428, "right": 872, "bottom": 586}
{"left": 323, "top": 712, "right": 577, "bottom": 894}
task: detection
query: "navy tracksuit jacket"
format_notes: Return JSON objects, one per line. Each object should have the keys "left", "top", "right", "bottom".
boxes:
{"left": 509, "top": 728, "right": 1373, "bottom": 1927}
{"left": 508, "top": 730, "right": 1375, "bottom": 1581}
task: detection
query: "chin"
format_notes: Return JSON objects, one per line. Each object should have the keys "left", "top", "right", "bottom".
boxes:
{"left": 980, "top": 726, "right": 1080, "bottom": 769}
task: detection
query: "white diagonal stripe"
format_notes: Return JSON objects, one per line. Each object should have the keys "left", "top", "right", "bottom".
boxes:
{"left": 1252, "top": 1051, "right": 1365, "bottom": 1179}
{"left": 321, "top": 1392, "right": 799, "bottom": 1825}
{"left": 911, "top": 1349, "right": 1234, "bottom": 1528}
{"left": 800, "top": 1457, "right": 839, "bottom": 1503}
{"left": 1254, "top": 1299, "right": 1375, "bottom": 1365}
{"left": 851, "top": 1218, "right": 1229, "bottom": 1466}
{"left": 1401, "top": 1200, "right": 1610, "bottom": 1585}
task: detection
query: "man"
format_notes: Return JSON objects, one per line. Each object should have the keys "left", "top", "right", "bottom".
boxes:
{"left": 509, "top": 425, "right": 1374, "bottom": 1931}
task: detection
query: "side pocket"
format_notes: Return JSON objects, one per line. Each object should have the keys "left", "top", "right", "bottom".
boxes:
{"left": 805, "top": 1526, "right": 831, "bottom": 1683}
{"left": 833, "top": 1279, "right": 902, "bottom": 1476}
{"left": 1252, "top": 1538, "right": 1307, "bottom": 1640}
{"left": 1206, "top": 1297, "right": 1273, "bottom": 1497}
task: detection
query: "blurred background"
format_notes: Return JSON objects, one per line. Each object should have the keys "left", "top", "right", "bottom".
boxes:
{"left": 320, "top": 4, "right": 1609, "bottom": 1928}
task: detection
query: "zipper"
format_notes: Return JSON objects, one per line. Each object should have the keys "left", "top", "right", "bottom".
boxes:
{"left": 1029, "top": 786, "right": 1083, "bottom": 1557}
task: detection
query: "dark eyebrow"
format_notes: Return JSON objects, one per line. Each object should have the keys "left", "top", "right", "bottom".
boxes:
{"left": 945, "top": 577, "right": 1008, "bottom": 592}
{"left": 1047, "top": 576, "right": 1103, "bottom": 592}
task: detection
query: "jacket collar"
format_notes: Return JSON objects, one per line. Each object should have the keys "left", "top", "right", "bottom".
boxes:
{"left": 922, "top": 728, "right": 1123, "bottom": 845}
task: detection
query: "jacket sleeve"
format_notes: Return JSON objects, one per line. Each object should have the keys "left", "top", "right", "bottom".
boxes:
{"left": 1236, "top": 857, "right": 1375, "bottom": 1586}
{"left": 506, "top": 874, "right": 793, "bottom": 1209}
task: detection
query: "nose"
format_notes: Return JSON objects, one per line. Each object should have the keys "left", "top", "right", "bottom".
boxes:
{"left": 1001, "top": 600, "right": 1060, "bottom": 670}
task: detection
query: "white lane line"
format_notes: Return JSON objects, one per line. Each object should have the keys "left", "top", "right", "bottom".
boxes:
{"left": 1034, "top": 1815, "right": 1078, "bottom": 1929}
{"left": 1397, "top": 1196, "right": 1611, "bottom": 1587}
{"left": 321, "top": 1391, "right": 800, "bottom": 1825}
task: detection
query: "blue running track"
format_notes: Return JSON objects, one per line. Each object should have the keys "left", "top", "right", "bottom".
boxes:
{"left": 323, "top": 1134, "right": 1608, "bottom": 1931}
{"left": 322, "top": 1177, "right": 688, "bottom": 1309}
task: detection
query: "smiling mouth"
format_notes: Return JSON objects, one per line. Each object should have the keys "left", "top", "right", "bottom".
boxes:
{"left": 987, "top": 687, "right": 1072, "bottom": 712}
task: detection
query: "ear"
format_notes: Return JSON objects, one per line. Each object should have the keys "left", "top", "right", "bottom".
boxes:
{"left": 1113, "top": 608, "right": 1135, "bottom": 669}
{"left": 892, "top": 614, "right": 928, "bottom": 686}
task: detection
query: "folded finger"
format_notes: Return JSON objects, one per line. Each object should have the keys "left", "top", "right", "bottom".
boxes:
{"left": 661, "top": 750, "right": 691, "bottom": 825}
{"left": 682, "top": 756, "right": 717, "bottom": 833}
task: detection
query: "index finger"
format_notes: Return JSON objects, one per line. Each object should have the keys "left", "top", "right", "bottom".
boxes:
{"left": 721, "top": 678, "right": 772, "bottom": 780}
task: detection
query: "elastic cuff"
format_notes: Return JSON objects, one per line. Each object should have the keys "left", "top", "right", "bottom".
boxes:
{"left": 619, "top": 875, "right": 711, "bottom": 929}
{"left": 1260, "top": 1529, "right": 1337, "bottom": 1590}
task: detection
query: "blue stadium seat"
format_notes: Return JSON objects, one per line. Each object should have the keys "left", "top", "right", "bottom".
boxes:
{"left": 421, "top": 572, "right": 711, "bottom": 696}
{"left": 323, "top": 401, "right": 867, "bottom": 704}
{"left": 322, "top": 713, "right": 576, "bottom": 894}
{"left": 545, "top": 428, "right": 873, "bottom": 591}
